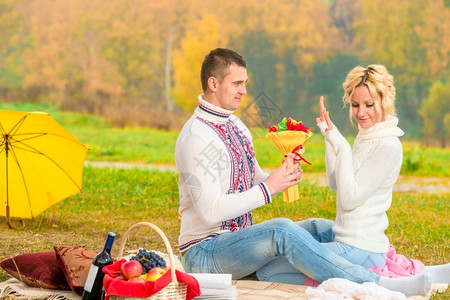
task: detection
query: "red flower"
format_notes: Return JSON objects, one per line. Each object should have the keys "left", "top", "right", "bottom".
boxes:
{"left": 268, "top": 117, "right": 311, "bottom": 133}
{"left": 286, "top": 117, "right": 296, "bottom": 130}
{"left": 295, "top": 122, "right": 310, "bottom": 133}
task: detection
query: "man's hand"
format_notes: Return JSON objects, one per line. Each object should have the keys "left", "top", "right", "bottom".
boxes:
{"left": 265, "top": 153, "right": 303, "bottom": 196}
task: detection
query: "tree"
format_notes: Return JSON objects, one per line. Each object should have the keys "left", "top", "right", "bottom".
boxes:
{"left": 172, "top": 13, "right": 227, "bottom": 112}
{"left": 358, "top": 1, "right": 426, "bottom": 132}
{"left": 415, "top": 0, "right": 450, "bottom": 79}
{"left": 122, "top": 0, "right": 188, "bottom": 111}
{"left": 18, "top": 0, "right": 125, "bottom": 111}
{"left": 218, "top": 0, "right": 336, "bottom": 127}
{"left": 308, "top": 54, "right": 361, "bottom": 136}
{"left": 0, "top": 0, "right": 26, "bottom": 92}
{"left": 2, "top": 0, "right": 447, "bottom": 136}
{"left": 355, "top": 0, "right": 450, "bottom": 138}
{"left": 419, "top": 80, "right": 450, "bottom": 146}
{"left": 330, "top": 0, "right": 364, "bottom": 50}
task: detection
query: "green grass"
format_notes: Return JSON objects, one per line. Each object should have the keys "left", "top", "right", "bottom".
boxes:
{"left": 72, "top": 127, "right": 180, "bottom": 164}
{"left": 401, "top": 141, "right": 450, "bottom": 177}
{"left": 0, "top": 101, "right": 449, "bottom": 298}
{"left": 0, "top": 101, "right": 179, "bottom": 164}
{"left": 2, "top": 101, "right": 448, "bottom": 176}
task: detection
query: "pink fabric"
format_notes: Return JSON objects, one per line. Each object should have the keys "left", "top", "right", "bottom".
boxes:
{"left": 304, "top": 276, "right": 320, "bottom": 287}
{"left": 370, "top": 244, "right": 425, "bottom": 278}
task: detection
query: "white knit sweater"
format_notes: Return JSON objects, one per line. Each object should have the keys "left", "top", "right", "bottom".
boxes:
{"left": 317, "top": 117, "right": 404, "bottom": 253}
{"left": 176, "top": 95, "right": 271, "bottom": 252}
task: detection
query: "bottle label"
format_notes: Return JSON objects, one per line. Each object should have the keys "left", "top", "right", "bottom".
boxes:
{"left": 84, "top": 264, "right": 99, "bottom": 292}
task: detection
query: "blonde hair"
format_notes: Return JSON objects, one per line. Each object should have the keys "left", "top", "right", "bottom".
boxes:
{"left": 342, "top": 64, "right": 396, "bottom": 122}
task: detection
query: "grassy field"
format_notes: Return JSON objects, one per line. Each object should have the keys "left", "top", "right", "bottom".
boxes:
{"left": 1, "top": 102, "right": 449, "bottom": 175}
{"left": 0, "top": 167, "right": 448, "bottom": 297}
{"left": 0, "top": 102, "right": 449, "bottom": 298}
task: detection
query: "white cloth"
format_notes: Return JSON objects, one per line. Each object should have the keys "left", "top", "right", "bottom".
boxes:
{"left": 317, "top": 117, "right": 404, "bottom": 253}
{"left": 305, "top": 278, "right": 406, "bottom": 300}
{"left": 176, "top": 95, "right": 271, "bottom": 252}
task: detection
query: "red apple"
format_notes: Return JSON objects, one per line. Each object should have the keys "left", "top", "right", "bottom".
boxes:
{"left": 128, "top": 276, "right": 146, "bottom": 284}
{"left": 120, "top": 260, "right": 143, "bottom": 279}
{"left": 146, "top": 267, "right": 166, "bottom": 281}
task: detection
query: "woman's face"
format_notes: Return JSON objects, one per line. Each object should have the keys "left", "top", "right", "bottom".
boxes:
{"left": 351, "top": 85, "right": 382, "bottom": 128}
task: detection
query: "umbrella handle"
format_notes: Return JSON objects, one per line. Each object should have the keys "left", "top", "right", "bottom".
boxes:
{"left": 6, "top": 206, "right": 25, "bottom": 229}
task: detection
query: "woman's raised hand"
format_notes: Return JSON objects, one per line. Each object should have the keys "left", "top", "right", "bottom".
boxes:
{"left": 316, "top": 96, "right": 333, "bottom": 132}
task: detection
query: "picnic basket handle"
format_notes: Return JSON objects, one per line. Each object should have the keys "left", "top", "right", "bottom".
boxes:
{"left": 117, "top": 222, "right": 178, "bottom": 283}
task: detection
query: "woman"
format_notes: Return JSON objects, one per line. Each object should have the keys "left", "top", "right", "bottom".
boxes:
{"left": 256, "top": 65, "right": 449, "bottom": 294}
{"left": 313, "top": 64, "right": 403, "bottom": 269}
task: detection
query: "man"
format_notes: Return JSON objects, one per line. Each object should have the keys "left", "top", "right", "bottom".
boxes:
{"left": 174, "top": 48, "right": 432, "bottom": 296}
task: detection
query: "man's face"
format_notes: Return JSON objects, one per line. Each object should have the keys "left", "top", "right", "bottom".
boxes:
{"left": 210, "top": 63, "right": 248, "bottom": 111}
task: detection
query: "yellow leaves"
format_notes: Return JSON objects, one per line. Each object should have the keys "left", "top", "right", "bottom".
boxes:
{"left": 4, "top": 0, "right": 447, "bottom": 124}
{"left": 361, "top": 0, "right": 412, "bottom": 66}
{"left": 358, "top": 0, "right": 449, "bottom": 88}
{"left": 236, "top": 0, "right": 332, "bottom": 73}
{"left": 172, "top": 13, "right": 227, "bottom": 112}
{"left": 170, "top": 0, "right": 336, "bottom": 111}
{"left": 414, "top": 0, "right": 450, "bottom": 78}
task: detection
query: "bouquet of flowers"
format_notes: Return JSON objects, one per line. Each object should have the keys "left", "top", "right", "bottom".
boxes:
{"left": 267, "top": 117, "right": 313, "bottom": 203}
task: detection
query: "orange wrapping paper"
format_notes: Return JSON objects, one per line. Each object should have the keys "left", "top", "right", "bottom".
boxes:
{"left": 266, "top": 130, "right": 313, "bottom": 203}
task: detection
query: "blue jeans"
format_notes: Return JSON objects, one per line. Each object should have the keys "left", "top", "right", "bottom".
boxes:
{"left": 180, "top": 218, "right": 380, "bottom": 284}
{"left": 256, "top": 218, "right": 387, "bottom": 284}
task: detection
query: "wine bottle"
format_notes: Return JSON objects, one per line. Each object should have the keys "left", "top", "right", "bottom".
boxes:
{"left": 81, "top": 232, "right": 116, "bottom": 300}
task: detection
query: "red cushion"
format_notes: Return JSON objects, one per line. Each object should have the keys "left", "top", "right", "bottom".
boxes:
{"left": 0, "top": 252, "right": 69, "bottom": 290}
{"left": 54, "top": 245, "right": 98, "bottom": 296}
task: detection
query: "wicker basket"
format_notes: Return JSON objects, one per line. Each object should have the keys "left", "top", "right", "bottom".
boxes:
{"left": 109, "top": 222, "right": 187, "bottom": 300}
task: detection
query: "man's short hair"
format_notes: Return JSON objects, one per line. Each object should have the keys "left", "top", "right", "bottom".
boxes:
{"left": 201, "top": 48, "right": 247, "bottom": 92}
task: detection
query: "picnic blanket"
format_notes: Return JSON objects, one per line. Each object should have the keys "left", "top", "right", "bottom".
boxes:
{"left": 1, "top": 277, "right": 447, "bottom": 299}
{"left": 0, "top": 278, "right": 79, "bottom": 300}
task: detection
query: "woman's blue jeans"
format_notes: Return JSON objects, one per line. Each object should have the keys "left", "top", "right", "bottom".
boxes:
{"left": 256, "top": 218, "right": 387, "bottom": 284}
{"left": 180, "top": 218, "right": 380, "bottom": 284}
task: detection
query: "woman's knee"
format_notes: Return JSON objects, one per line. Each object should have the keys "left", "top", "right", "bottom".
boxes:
{"left": 297, "top": 218, "right": 334, "bottom": 242}
{"left": 261, "top": 218, "right": 306, "bottom": 240}
{"left": 302, "top": 218, "right": 334, "bottom": 228}
{"left": 265, "top": 218, "right": 316, "bottom": 243}
{"left": 265, "top": 217, "right": 297, "bottom": 229}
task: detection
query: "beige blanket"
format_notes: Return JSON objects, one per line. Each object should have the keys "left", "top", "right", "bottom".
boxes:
{"left": 0, "top": 278, "right": 80, "bottom": 300}
{"left": 1, "top": 277, "right": 445, "bottom": 299}
{"left": 233, "top": 280, "right": 307, "bottom": 299}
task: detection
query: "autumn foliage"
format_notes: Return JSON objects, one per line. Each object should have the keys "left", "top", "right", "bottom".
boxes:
{"left": 0, "top": 0, "right": 448, "bottom": 139}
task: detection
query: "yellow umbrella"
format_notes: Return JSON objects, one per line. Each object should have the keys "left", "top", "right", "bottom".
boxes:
{"left": 0, "top": 109, "right": 89, "bottom": 228}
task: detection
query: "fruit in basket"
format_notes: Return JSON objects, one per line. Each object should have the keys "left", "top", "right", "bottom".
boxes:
{"left": 121, "top": 260, "right": 144, "bottom": 280}
{"left": 130, "top": 249, "right": 167, "bottom": 273}
{"left": 146, "top": 267, "right": 166, "bottom": 281}
{"left": 163, "top": 266, "right": 181, "bottom": 272}
{"left": 128, "top": 276, "right": 146, "bottom": 284}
